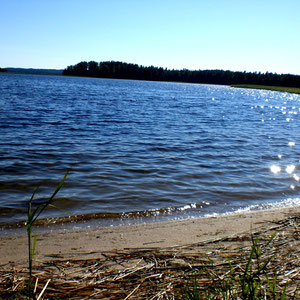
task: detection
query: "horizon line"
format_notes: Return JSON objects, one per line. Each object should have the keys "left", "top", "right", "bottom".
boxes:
{"left": 3, "top": 62, "right": 300, "bottom": 77}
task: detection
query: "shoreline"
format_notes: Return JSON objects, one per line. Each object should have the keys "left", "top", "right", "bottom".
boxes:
{"left": 2, "top": 196, "right": 299, "bottom": 234}
{"left": 231, "top": 84, "right": 300, "bottom": 94}
{"left": 1, "top": 204, "right": 299, "bottom": 267}
{"left": 3, "top": 72, "right": 299, "bottom": 95}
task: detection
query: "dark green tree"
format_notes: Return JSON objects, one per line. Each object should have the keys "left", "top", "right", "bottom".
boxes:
{"left": 62, "top": 61, "right": 300, "bottom": 87}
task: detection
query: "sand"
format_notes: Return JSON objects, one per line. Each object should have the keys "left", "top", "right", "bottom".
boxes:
{"left": 1, "top": 205, "right": 299, "bottom": 268}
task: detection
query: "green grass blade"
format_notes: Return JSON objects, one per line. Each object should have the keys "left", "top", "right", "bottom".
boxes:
{"left": 244, "top": 243, "right": 255, "bottom": 275}
{"left": 32, "top": 234, "right": 37, "bottom": 259}
{"left": 272, "top": 273, "right": 277, "bottom": 293}
{"left": 48, "top": 170, "right": 69, "bottom": 203}
{"left": 30, "top": 203, "right": 47, "bottom": 225}
{"left": 265, "top": 232, "right": 277, "bottom": 248}
{"left": 258, "top": 255, "right": 274, "bottom": 273}
{"left": 30, "top": 171, "right": 69, "bottom": 225}
{"left": 280, "top": 283, "right": 288, "bottom": 300}
{"left": 26, "top": 171, "right": 68, "bottom": 297}
{"left": 48, "top": 203, "right": 73, "bottom": 216}
{"left": 27, "top": 185, "right": 40, "bottom": 226}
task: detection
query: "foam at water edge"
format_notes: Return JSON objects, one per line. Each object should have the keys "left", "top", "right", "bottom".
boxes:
{"left": 204, "top": 197, "right": 300, "bottom": 218}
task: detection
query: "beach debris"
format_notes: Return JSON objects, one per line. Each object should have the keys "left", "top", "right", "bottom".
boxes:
{"left": 0, "top": 214, "right": 299, "bottom": 299}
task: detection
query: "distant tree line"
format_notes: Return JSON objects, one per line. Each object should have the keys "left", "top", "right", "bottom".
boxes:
{"left": 0, "top": 67, "right": 7, "bottom": 72}
{"left": 63, "top": 61, "right": 300, "bottom": 87}
{"left": 5, "top": 68, "right": 62, "bottom": 75}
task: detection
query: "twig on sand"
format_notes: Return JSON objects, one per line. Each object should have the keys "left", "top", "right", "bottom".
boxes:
{"left": 37, "top": 279, "right": 50, "bottom": 300}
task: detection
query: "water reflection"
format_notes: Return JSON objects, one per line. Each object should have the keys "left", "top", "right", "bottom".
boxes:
{"left": 286, "top": 165, "right": 296, "bottom": 174}
{"left": 1, "top": 74, "right": 300, "bottom": 226}
{"left": 270, "top": 165, "right": 281, "bottom": 174}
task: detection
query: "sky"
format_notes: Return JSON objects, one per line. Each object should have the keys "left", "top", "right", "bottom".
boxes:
{"left": 1, "top": 0, "right": 300, "bottom": 75}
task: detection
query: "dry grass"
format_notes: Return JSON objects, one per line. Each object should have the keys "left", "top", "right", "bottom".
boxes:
{"left": 0, "top": 214, "right": 299, "bottom": 299}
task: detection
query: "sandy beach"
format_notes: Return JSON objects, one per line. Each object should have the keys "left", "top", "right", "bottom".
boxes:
{"left": 0, "top": 206, "right": 299, "bottom": 298}
{"left": 1, "top": 205, "right": 299, "bottom": 267}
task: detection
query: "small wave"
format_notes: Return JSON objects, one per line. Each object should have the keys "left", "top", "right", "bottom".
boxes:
{"left": 0, "top": 202, "right": 208, "bottom": 230}
{"left": 204, "top": 197, "right": 300, "bottom": 218}
{"left": 123, "top": 168, "right": 153, "bottom": 174}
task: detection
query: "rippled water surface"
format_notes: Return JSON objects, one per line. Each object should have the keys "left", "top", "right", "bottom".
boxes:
{"left": 1, "top": 73, "right": 300, "bottom": 227}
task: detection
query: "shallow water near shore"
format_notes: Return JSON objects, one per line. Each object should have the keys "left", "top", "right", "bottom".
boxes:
{"left": 1, "top": 73, "right": 300, "bottom": 230}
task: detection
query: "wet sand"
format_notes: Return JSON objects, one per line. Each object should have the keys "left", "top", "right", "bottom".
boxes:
{"left": 0, "top": 205, "right": 299, "bottom": 268}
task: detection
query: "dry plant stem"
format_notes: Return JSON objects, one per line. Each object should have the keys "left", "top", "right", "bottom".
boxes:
{"left": 33, "top": 277, "right": 38, "bottom": 294}
{"left": 0, "top": 211, "right": 298, "bottom": 298}
{"left": 36, "top": 279, "right": 50, "bottom": 300}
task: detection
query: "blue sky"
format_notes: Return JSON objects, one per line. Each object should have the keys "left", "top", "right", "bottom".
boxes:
{"left": 1, "top": 0, "right": 299, "bottom": 75}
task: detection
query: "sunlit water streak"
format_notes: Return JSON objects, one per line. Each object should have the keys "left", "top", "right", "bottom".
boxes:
{"left": 1, "top": 73, "right": 300, "bottom": 230}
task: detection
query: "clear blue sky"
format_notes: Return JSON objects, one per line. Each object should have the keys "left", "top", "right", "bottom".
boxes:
{"left": 1, "top": 0, "right": 299, "bottom": 75}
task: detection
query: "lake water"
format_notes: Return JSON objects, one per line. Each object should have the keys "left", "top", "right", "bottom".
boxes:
{"left": 1, "top": 73, "right": 300, "bottom": 229}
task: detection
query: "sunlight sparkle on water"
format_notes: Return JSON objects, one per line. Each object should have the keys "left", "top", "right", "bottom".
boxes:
{"left": 288, "top": 142, "right": 295, "bottom": 147}
{"left": 286, "top": 165, "right": 296, "bottom": 174}
{"left": 293, "top": 174, "right": 300, "bottom": 181}
{"left": 270, "top": 165, "right": 281, "bottom": 174}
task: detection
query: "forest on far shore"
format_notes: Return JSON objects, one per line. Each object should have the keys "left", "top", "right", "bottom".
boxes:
{"left": 63, "top": 61, "right": 300, "bottom": 87}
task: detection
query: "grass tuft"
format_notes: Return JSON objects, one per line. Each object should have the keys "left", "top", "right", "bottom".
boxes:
{"left": 183, "top": 231, "right": 296, "bottom": 299}
{"left": 25, "top": 171, "right": 68, "bottom": 298}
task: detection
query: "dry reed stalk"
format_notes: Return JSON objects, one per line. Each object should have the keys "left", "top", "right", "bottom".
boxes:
{"left": 0, "top": 214, "right": 299, "bottom": 299}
